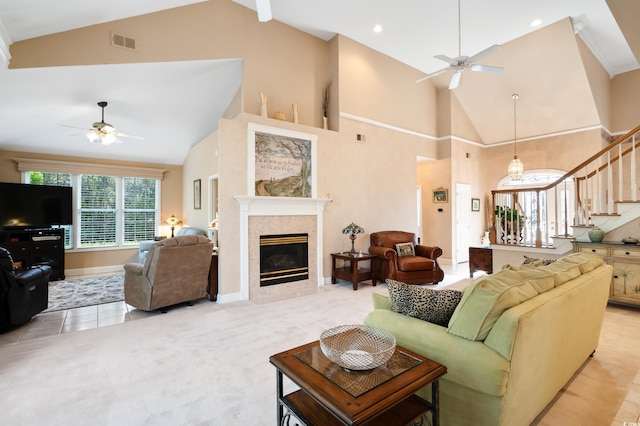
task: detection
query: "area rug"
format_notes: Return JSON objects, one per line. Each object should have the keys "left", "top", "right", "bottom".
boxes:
{"left": 44, "top": 274, "right": 125, "bottom": 312}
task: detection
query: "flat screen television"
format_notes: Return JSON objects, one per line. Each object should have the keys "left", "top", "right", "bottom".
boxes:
{"left": 0, "top": 182, "right": 73, "bottom": 230}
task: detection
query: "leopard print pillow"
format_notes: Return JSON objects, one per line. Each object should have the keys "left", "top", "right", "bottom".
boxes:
{"left": 386, "top": 279, "right": 463, "bottom": 327}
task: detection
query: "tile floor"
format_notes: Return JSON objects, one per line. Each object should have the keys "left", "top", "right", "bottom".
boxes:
{"left": 0, "top": 300, "right": 166, "bottom": 345}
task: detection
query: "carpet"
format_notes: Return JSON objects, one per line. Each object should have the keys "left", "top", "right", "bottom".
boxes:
{"left": 44, "top": 274, "right": 125, "bottom": 312}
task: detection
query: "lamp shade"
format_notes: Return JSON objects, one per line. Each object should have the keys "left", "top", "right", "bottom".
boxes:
{"left": 508, "top": 156, "right": 524, "bottom": 181}
{"left": 164, "top": 215, "right": 182, "bottom": 227}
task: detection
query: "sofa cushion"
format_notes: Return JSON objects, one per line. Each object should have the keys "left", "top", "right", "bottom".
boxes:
{"left": 396, "top": 256, "right": 435, "bottom": 272}
{"left": 387, "top": 279, "right": 463, "bottom": 326}
{"left": 395, "top": 242, "right": 415, "bottom": 257}
{"left": 447, "top": 270, "right": 554, "bottom": 341}
{"left": 554, "top": 252, "right": 603, "bottom": 274}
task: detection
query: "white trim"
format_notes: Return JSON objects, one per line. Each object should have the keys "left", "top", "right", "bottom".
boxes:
{"left": 340, "top": 112, "right": 606, "bottom": 149}
{"left": 216, "top": 292, "right": 242, "bottom": 304}
{"left": 340, "top": 112, "right": 438, "bottom": 141}
{"left": 12, "top": 157, "right": 166, "bottom": 179}
{"left": 64, "top": 265, "right": 125, "bottom": 278}
{"left": 0, "top": 17, "right": 12, "bottom": 69}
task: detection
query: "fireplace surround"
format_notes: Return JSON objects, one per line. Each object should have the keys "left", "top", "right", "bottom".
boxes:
{"left": 235, "top": 196, "right": 330, "bottom": 303}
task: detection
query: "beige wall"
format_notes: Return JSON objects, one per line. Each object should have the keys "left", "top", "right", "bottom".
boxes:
{"left": 4, "top": 0, "right": 639, "bottom": 282}
{"left": 182, "top": 131, "right": 219, "bottom": 230}
{"left": 216, "top": 113, "right": 439, "bottom": 297}
{"left": 336, "top": 35, "right": 438, "bottom": 136}
{"left": 611, "top": 69, "right": 640, "bottom": 132}
{"left": 0, "top": 149, "right": 182, "bottom": 272}
{"left": 577, "top": 37, "right": 612, "bottom": 130}
{"left": 9, "top": 0, "right": 330, "bottom": 129}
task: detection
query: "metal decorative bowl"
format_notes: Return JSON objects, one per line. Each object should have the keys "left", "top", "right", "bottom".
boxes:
{"left": 320, "top": 325, "right": 396, "bottom": 371}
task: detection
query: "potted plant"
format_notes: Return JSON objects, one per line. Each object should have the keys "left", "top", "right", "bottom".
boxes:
{"left": 494, "top": 205, "right": 526, "bottom": 234}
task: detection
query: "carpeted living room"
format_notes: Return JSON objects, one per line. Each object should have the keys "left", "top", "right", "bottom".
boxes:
{"left": 2, "top": 0, "right": 640, "bottom": 425}
{"left": 0, "top": 264, "right": 639, "bottom": 425}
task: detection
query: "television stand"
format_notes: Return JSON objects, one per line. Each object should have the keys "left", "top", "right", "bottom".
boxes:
{"left": 0, "top": 228, "right": 65, "bottom": 280}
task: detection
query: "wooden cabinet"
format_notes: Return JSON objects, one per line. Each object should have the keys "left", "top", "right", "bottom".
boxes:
{"left": 0, "top": 228, "right": 65, "bottom": 280}
{"left": 469, "top": 246, "right": 493, "bottom": 278}
{"left": 572, "top": 241, "right": 640, "bottom": 308}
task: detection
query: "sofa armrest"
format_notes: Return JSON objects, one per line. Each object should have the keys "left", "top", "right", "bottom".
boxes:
{"left": 124, "top": 263, "right": 144, "bottom": 276}
{"left": 372, "top": 293, "right": 392, "bottom": 310}
{"left": 415, "top": 245, "right": 442, "bottom": 259}
{"left": 369, "top": 245, "right": 397, "bottom": 260}
{"left": 364, "top": 309, "right": 510, "bottom": 396}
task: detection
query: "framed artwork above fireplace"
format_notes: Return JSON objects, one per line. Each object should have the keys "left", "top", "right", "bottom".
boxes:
{"left": 247, "top": 123, "right": 317, "bottom": 198}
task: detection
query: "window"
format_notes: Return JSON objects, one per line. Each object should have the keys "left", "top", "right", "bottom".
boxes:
{"left": 25, "top": 171, "right": 159, "bottom": 250}
{"left": 123, "top": 177, "right": 158, "bottom": 245}
{"left": 79, "top": 175, "right": 117, "bottom": 247}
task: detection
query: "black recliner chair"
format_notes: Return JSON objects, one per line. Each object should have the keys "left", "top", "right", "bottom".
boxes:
{"left": 0, "top": 247, "right": 51, "bottom": 332}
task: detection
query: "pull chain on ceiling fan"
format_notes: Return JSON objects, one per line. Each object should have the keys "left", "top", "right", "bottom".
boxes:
{"left": 416, "top": 0, "right": 504, "bottom": 89}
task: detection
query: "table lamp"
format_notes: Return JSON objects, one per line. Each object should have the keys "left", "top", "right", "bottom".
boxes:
{"left": 164, "top": 214, "right": 182, "bottom": 238}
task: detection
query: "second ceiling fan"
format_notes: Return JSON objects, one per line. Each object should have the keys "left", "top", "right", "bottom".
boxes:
{"left": 417, "top": 0, "right": 504, "bottom": 89}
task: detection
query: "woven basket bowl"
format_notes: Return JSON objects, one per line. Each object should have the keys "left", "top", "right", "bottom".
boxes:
{"left": 320, "top": 325, "right": 396, "bottom": 370}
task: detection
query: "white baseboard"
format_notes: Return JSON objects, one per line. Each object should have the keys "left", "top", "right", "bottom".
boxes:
{"left": 65, "top": 265, "right": 125, "bottom": 278}
{"left": 216, "top": 292, "right": 242, "bottom": 304}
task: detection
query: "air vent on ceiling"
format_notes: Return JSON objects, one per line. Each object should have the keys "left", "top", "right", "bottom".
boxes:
{"left": 111, "top": 32, "right": 136, "bottom": 51}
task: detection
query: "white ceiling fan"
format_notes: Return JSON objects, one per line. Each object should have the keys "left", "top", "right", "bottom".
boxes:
{"left": 256, "top": 0, "right": 272, "bottom": 22}
{"left": 63, "top": 101, "right": 144, "bottom": 146}
{"left": 416, "top": 0, "right": 504, "bottom": 89}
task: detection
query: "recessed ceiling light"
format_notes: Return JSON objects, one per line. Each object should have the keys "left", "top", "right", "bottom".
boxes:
{"left": 531, "top": 19, "right": 542, "bottom": 27}
{"left": 373, "top": 25, "right": 382, "bottom": 33}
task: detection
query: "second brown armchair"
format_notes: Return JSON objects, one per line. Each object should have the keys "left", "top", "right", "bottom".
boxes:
{"left": 369, "top": 230, "right": 444, "bottom": 285}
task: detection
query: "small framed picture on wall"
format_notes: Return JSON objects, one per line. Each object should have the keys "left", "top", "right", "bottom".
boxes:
{"left": 433, "top": 188, "right": 448, "bottom": 203}
{"left": 194, "top": 179, "right": 201, "bottom": 210}
{"left": 472, "top": 198, "right": 480, "bottom": 212}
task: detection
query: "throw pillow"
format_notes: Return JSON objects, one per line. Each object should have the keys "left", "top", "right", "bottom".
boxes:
{"left": 395, "top": 242, "right": 415, "bottom": 257}
{"left": 522, "top": 255, "right": 555, "bottom": 266}
{"left": 386, "top": 279, "right": 463, "bottom": 326}
{"left": 447, "top": 270, "right": 552, "bottom": 341}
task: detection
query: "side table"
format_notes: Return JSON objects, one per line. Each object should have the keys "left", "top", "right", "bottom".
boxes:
{"left": 208, "top": 252, "right": 218, "bottom": 301}
{"left": 469, "top": 246, "right": 492, "bottom": 278}
{"left": 270, "top": 341, "right": 447, "bottom": 426}
{"left": 331, "top": 252, "right": 377, "bottom": 290}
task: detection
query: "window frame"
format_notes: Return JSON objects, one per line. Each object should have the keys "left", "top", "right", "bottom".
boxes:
{"left": 24, "top": 170, "right": 161, "bottom": 250}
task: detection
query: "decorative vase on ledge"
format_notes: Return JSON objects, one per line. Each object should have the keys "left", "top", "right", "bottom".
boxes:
{"left": 588, "top": 226, "right": 605, "bottom": 243}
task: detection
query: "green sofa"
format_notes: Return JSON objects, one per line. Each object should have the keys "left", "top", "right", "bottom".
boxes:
{"left": 363, "top": 252, "right": 613, "bottom": 425}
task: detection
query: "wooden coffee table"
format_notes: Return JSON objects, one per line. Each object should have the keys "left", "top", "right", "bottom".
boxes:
{"left": 269, "top": 341, "right": 446, "bottom": 426}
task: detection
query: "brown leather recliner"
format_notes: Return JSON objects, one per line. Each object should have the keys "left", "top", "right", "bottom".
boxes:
{"left": 369, "top": 231, "right": 444, "bottom": 285}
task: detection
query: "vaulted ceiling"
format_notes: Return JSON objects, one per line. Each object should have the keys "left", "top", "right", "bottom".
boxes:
{"left": 0, "top": 0, "right": 637, "bottom": 165}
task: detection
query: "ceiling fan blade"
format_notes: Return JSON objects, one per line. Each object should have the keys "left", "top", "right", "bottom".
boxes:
{"left": 114, "top": 132, "right": 145, "bottom": 140}
{"left": 434, "top": 54, "right": 458, "bottom": 66}
{"left": 60, "top": 124, "right": 92, "bottom": 131}
{"left": 467, "top": 44, "right": 502, "bottom": 63}
{"left": 256, "top": 0, "right": 272, "bottom": 22}
{"left": 449, "top": 70, "right": 462, "bottom": 90}
{"left": 470, "top": 64, "right": 504, "bottom": 74}
{"left": 416, "top": 68, "right": 449, "bottom": 83}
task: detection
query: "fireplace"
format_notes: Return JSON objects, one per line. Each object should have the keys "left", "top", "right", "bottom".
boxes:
{"left": 259, "top": 233, "right": 309, "bottom": 286}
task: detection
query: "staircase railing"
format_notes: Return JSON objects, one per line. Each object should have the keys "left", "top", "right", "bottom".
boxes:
{"left": 491, "top": 124, "right": 640, "bottom": 247}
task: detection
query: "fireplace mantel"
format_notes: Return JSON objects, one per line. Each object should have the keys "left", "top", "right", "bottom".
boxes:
{"left": 234, "top": 196, "right": 331, "bottom": 300}
{"left": 234, "top": 196, "right": 331, "bottom": 216}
